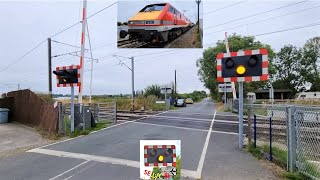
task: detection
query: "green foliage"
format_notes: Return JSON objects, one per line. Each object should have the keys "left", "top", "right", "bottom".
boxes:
{"left": 64, "top": 116, "right": 111, "bottom": 138}
{"left": 117, "top": 22, "right": 122, "bottom": 26}
{"left": 273, "top": 45, "right": 304, "bottom": 94}
{"left": 273, "top": 36, "right": 320, "bottom": 93}
{"left": 196, "top": 34, "right": 275, "bottom": 101}
{"left": 261, "top": 145, "right": 287, "bottom": 168}
{"left": 282, "top": 172, "right": 304, "bottom": 180}
{"left": 151, "top": 166, "right": 162, "bottom": 179}
{"left": 178, "top": 90, "right": 207, "bottom": 102}
{"left": 173, "top": 156, "right": 181, "bottom": 180}
{"left": 301, "top": 37, "right": 320, "bottom": 91}
{"left": 144, "top": 84, "right": 162, "bottom": 98}
{"left": 136, "top": 95, "right": 157, "bottom": 110}
{"left": 248, "top": 143, "right": 320, "bottom": 180}
{"left": 247, "top": 143, "right": 262, "bottom": 159}
{"left": 151, "top": 103, "right": 165, "bottom": 111}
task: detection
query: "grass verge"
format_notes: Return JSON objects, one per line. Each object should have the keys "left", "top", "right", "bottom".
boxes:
{"left": 246, "top": 143, "right": 320, "bottom": 180}
{"left": 66, "top": 120, "right": 112, "bottom": 138}
{"left": 36, "top": 127, "right": 64, "bottom": 140}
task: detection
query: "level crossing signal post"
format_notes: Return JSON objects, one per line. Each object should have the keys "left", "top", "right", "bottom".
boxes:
{"left": 53, "top": 65, "right": 81, "bottom": 132}
{"left": 161, "top": 85, "right": 172, "bottom": 111}
{"left": 216, "top": 49, "right": 269, "bottom": 148}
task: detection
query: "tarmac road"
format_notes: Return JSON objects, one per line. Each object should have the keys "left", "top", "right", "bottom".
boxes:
{"left": 0, "top": 98, "right": 278, "bottom": 180}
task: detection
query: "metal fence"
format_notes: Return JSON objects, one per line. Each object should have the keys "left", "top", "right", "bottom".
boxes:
{"left": 57, "top": 102, "right": 117, "bottom": 135}
{"left": 93, "top": 102, "right": 117, "bottom": 123}
{"left": 244, "top": 104, "right": 320, "bottom": 179}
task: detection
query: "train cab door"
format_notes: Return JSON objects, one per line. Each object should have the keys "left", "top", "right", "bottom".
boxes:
{"left": 173, "top": 9, "right": 177, "bottom": 25}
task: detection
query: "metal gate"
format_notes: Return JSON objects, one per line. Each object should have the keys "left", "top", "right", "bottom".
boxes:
{"left": 93, "top": 102, "right": 117, "bottom": 124}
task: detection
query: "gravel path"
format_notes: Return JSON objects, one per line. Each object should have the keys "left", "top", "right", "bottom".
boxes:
{"left": 165, "top": 26, "right": 202, "bottom": 48}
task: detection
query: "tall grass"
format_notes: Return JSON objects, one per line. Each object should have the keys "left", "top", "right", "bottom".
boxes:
{"left": 36, "top": 92, "right": 54, "bottom": 103}
{"left": 55, "top": 95, "right": 165, "bottom": 111}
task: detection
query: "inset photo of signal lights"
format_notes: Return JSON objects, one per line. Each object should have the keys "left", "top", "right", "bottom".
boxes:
{"left": 117, "top": 0, "right": 203, "bottom": 48}
{"left": 140, "top": 140, "right": 181, "bottom": 180}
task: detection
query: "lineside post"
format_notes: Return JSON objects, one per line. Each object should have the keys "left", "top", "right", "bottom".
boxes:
{"left": 239, "top": 81, "right": 244, "bottom": 148}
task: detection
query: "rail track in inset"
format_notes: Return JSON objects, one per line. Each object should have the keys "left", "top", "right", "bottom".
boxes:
{"left": 117, "top": 26, "right": 195, "bottom": 48}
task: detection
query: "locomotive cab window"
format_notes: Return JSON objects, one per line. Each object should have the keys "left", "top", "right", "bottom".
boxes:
{"left": 169, "top": 6, "right": 174, "bottom": 13}
{"left": 141, "top": 4, "right": 166, "bottom": 12}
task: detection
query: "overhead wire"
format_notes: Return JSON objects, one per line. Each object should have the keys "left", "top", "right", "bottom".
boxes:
{"left": 203, "top": 1, "right": 246, "bottom": 15}
{"left": 51, "top": 39, "right": 85, "bottom": 49}
{"left": 205, "top": 5, "right": 320, "bottom": 36}
{"left": 253, "top": 21, "right": 320, "bottom": 37}
{"left": 86, "top": 49, "right": 189, "bottom": 72}
{"left": 73, "top": 0, "right": 82, "bottom": 64}
{"left": 204, "top": 0, "right": 309, "bottom": 30}
{"left": 204, "top": 21, "right": 320, "bottom": 47}
{"left": 0, "top": 39, "right": 47, "bottom": 73}
{"left": 0, "top": 1, "right": 117, "bottom": 74}
{"left": 87, "top": 1, "right": 117, "bottom": 19}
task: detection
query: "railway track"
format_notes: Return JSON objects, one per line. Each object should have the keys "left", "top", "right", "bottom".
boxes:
{"left": 117, "top": 26, "right": 195, "bottom": 48}
{"left": 117, "top": 39, "right": 148, "bottom": 48}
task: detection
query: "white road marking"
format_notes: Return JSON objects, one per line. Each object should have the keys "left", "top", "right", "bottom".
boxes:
{"left": 152, "top": 115, "right": 212, "bottom": 122}
{"left": 29, "top": 148, "right": 140, "bottom": 168}
{"left": 63, "top": 162, "right": 97, "bottom": 180}
{"left": 32, "top": 111, "right": 168, "bottom": 150}
{"left": 212, "top": 130, "right": 238, "bottom": 135}
{"left": 214, "top": 119, "right": 239, "bottom": 124}
{"left": 166, "top": 111, "right": 215, "bottom": 116}
{"left": 196, "top": 111, "right": 216, "bottom": 178}
{"left": 215, "top": 113, "right": 238, "bottom": 117}
{"left": 131, "top": 121, "right": 208, "bottom": 132}
{"left": 49, "top": 160, "right": 90, "bottom": 180}
{"left": 29, "top": 148, "right": 198, "bottom": 179}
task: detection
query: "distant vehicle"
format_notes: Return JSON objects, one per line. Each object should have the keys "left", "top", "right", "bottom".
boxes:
{"left": 127, "top": 3, "right": 193, "bottom": 43}
{"left": 247, "top": 92, "right": 256, "bottom": 102}
{"left": 175, "top": 99, "right": 186, "bottom": 107}
{"left": 185, "top": 98, "right": 193, "bottom": 104}
{"left": 295, "top": 92, "right": 320, "bottom": 100}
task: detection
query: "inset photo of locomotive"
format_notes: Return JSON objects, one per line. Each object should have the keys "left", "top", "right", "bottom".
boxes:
{"left": 117, "top": 0, "right": 203, "bottom": 48}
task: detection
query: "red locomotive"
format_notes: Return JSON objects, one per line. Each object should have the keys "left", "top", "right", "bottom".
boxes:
{"left": 123, "top": 3, "right": 194, "bottom": 43}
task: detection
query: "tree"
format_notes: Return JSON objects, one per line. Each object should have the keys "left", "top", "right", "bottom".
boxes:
{"left": 122, "top": 22, "right": 128, "bottom": 25}
{"left": 301, "top": 37, "right": 320, "bottom": 91}
{"left": 272, "top": 45, "right": 304, "bottom": 93}
{"left": 117, "top": 22, "right": 122, "bottom": 26}
{"left": 144, "top": 84, "right": 161, "bottom": 98}
{"left": 196, "top": 34, "right": 276, "bottom": 100}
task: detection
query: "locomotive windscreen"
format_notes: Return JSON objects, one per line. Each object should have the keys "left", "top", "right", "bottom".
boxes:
{"left": 140, "top": 4, "right": 166, "bottom": 12}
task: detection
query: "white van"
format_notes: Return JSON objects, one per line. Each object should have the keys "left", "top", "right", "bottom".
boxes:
{"left": 296, "top": 92, "right": 320, "bottom": 100}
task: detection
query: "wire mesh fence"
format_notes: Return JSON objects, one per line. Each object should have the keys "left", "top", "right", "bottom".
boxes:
{"left": 294, "top": 106, "right": 320, "bottom": 179}
{"left": 244, "top": 104, "right": 320, "bottom": 179}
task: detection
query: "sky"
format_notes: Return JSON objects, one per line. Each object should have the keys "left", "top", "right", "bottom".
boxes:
{"left": 0, "top": 0, "right": 319, "bottom": 95}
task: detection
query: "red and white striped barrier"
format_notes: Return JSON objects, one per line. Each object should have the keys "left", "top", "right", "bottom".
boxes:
{"left": 216, "top": 48, "right": 268, "bottom": 82}
{"left": 78, "top": 0, "right": 87, "bottom": 101}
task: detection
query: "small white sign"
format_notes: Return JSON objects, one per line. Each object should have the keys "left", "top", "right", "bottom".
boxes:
{"left": 156, "top": 101, "right": 165, "bottom": 104}
{"left": 218, "top": 84, "right": 232, "bottom": 93}
{"left": 53, "top": 101, "right": 58, "bottom": 108}
{"left": 160, "top": 85, "right": 172, "bottom": 94}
